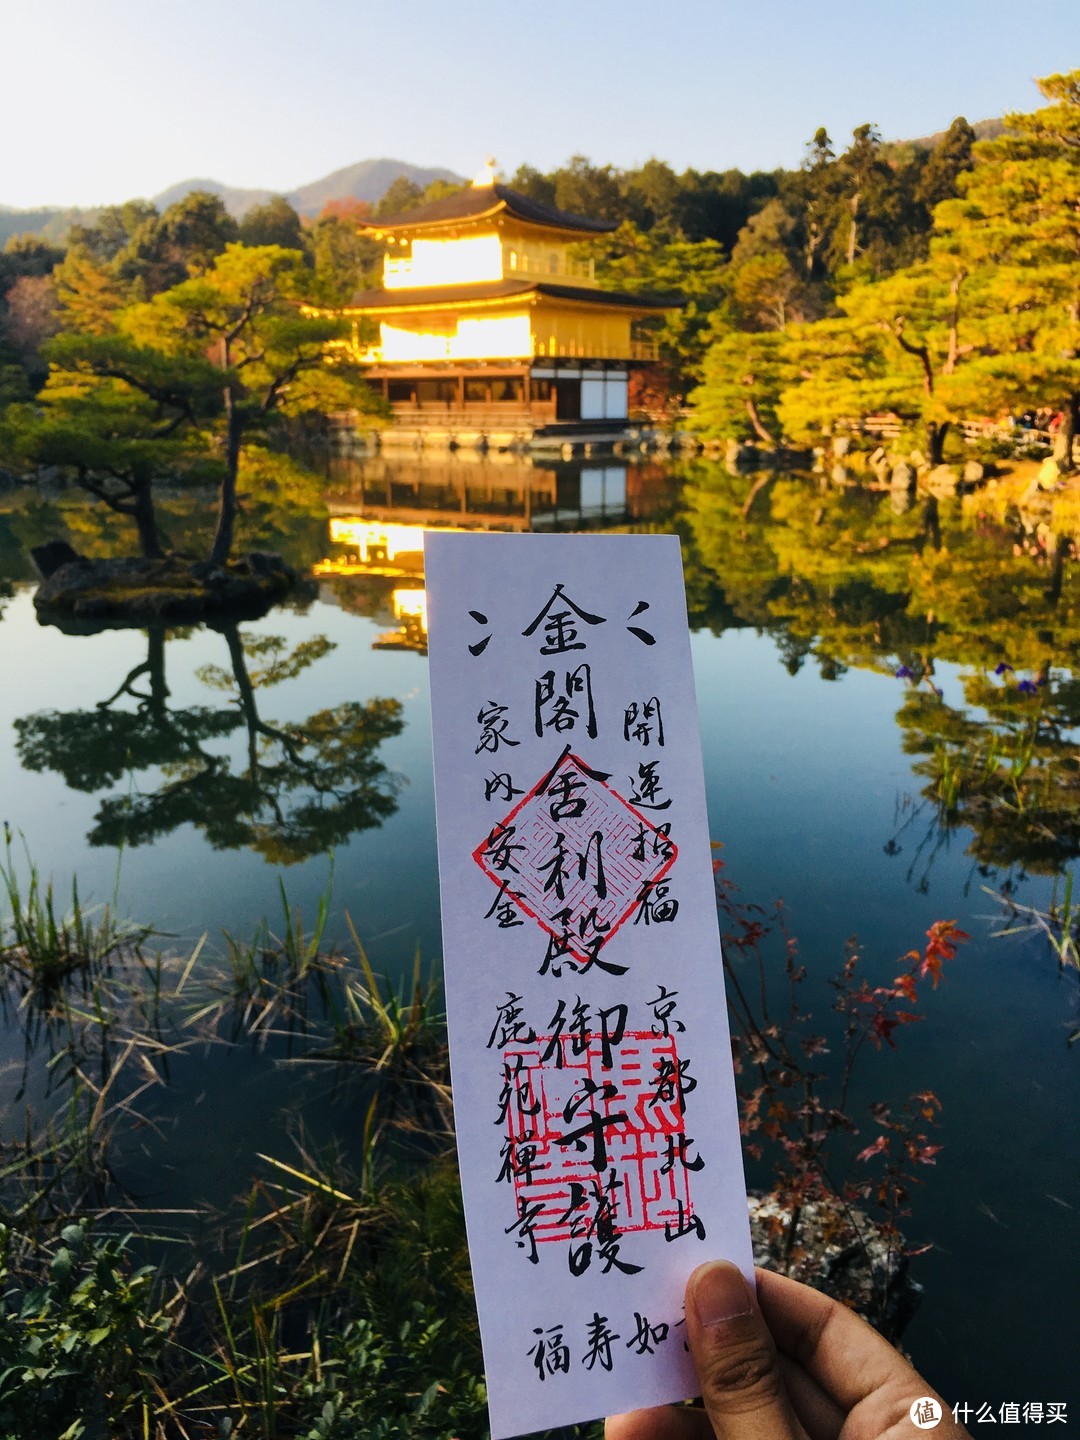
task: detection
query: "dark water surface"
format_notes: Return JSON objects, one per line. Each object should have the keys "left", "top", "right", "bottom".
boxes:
{"left": 1, "top": 454, "right": 1077, "bottom": 1418}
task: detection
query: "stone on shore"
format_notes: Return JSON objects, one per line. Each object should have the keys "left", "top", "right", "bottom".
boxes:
{"left": 890, "top": 460, "right": 916, "bottom": 491}
{"left": 1038, "top": 457, "right": 1063, "bottom": 488}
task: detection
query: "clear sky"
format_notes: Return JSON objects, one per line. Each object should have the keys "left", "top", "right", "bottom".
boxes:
{"left": 2, "top": 0, "right": 1076, "bottom": 209}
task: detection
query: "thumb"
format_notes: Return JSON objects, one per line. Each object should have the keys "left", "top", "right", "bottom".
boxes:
{"left": 685, "top": 1261, "right": 803, "bottom": 1440}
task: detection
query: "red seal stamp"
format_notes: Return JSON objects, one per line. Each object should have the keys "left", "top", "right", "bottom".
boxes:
{"left": 475, "top": 751, "right": 678, "bottom": 967}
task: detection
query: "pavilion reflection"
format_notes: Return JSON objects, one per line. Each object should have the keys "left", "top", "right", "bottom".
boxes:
{"left": 313, "top": 453, "right": 680, "bottom": 653}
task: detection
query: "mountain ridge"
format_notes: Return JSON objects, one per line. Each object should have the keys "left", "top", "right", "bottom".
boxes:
{"left": 151, "top": 157, "right": 464, "bottom": 218}
{"left": 0, "top": 124, "right": 1009, "bottom": 246}
{"left": 0, "top": 158, "right": 465, "bottom": 245}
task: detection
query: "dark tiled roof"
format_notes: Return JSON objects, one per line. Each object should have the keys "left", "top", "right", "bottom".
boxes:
{"left": 348, "top": 279, "right": 678, "bottom": 310}
{"left": 365, "top": 183, "right": 617, "bottom": 234}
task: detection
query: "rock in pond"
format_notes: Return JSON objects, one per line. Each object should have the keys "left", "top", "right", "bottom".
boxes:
{"left": 748, "top": 1190, "right": 921, "bottom": 1342}
{"left": 925, "top": 463, "right": 960, "bottom": 497}
{"left": 33, "top": 552, "right": 296, "bottom": 624}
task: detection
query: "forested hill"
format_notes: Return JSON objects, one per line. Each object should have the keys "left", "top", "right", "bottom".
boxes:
{"left": 907, "top": 117, "right": 1005, "bottom": 150}
{"left": 4, "top": 67, "right": 1076, "bottom": 464}
{"left": 152, "top": 158, "right": 464, "bottom": 219}
{"left": 0, "top": 158, "right": 464, "bottom": 245}
{"left": 0, "top": 115, "right": 1010, "bottom": 248}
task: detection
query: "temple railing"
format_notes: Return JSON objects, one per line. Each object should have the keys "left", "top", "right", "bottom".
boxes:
{"left": 343, "top": 338, "right": 657, "bottom": 364}
{"left": 382, "top": 254, "right": 597, "bottom": 287}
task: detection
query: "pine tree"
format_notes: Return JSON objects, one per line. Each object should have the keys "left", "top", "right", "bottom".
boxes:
{"left": 933, "top": 71, "right": 1080, "bottom": 466}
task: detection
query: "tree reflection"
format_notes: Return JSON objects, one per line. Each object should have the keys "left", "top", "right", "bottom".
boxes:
{"left": 15, "top": 625, "right": 404, "bottom": 863}
{"left": 894, "top": 672, "right": 1080, "bottom": 877}
{"left": 677, "top": 464, "right": 1080, "bottom": 883}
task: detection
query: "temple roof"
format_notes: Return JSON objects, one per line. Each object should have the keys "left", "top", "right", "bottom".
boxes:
{"left": 362, "top": 183, "right": 618, "bottom": 235}
{"left": 347, "top": 279, "right": 677, "bottom": 311}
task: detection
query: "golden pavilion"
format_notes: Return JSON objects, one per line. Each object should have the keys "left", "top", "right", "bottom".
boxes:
{"left": 341, "top": 163, "right": 676, "bottom": 448}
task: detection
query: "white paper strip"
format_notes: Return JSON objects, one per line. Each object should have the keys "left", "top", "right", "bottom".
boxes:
{"left": 425, "top": 532, "right": 751, "bottom": 1438}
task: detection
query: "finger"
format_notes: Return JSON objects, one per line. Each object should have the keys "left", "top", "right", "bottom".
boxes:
{"left": 777, "top": 1354, "right": 845, "bottom": 1440}
{"left": 605, "top": 1404, "right": 713, "bottom": 1440}
{"left": 684, "top": 1260, "right": 807, "bottom": 1440}
{"left": 755, "top": 1268, "right": 968, "bottom": 1437}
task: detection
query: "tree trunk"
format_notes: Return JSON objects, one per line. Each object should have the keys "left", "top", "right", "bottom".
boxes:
{"left": 745, "top": 397, "right": 776, "bottom": 446}
{"left": 146, "top": 628, "right": 169, "bottom": 718}
{"left": 209, "top": 389, "right": 243, "bottom": 565}
{"left": 741, "top": 473, "right": 774, "bottom": 519}
{"left": 944, "top": 270, "right": 966, "bottom": 376}
{"left": 1059, "top": 392, "right": 1078, "bottom": 475}
{"left": 805, "top": 220, "right": 823, "bottom": 277}
{"left": 223, "top": 624, "right": 262, "bottom": 774}
{"left": 921, "top": 496, "right": 942, "bottom": 552}
{"left": 846, "top": 191, "right": 861, "bottom": 266}
{"left": 1044, "top": 531, "right": 1064, "bottom": 604}
{"left": 132, "top": 483, "right": 165, "bottom": 560}
{"left": 927, "top": 420, "right": 949, "bottom": 466}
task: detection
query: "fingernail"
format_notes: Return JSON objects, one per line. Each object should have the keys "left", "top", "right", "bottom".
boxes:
{"left": 691, "top": 1262, "right": 753, "bottom": 1326}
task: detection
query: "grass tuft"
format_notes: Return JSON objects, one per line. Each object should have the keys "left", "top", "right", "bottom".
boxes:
{"left": 0, "top": 824, "right": 152, "bottom": 991}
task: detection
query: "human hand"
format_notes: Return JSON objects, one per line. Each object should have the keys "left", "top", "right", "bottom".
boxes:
{"left": 605, "top": 1261, "right": 971, "bottom": 1440}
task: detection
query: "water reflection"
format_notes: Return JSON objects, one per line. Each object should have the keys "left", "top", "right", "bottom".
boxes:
{"left": 892, "top": 672, "right": 1080, "bottom": 881}
{"left": 15, "top": 623, "right": 405, "bottom": 864}
{"left": 321, "top": 452, "right": 680, "bottom": 532}
{"left": 5, "top": 451, "right": 1080, "bottom": 888}
{"left": 678, "top": 462, "right": 1080, "bottom": 885}
{"left": 310, "top": 453, "right": 681, "bottom": 654}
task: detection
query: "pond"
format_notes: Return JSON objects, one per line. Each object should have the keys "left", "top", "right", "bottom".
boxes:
{"left": 0, "top": 451, "right": 1077, "bottom": 1422}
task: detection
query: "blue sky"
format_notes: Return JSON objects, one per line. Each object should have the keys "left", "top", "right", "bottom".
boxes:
{"left": 2, "top": 0, "right": 1075, "bottom": 208}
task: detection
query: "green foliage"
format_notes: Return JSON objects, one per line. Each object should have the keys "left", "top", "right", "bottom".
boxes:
{"left": 0, "top": 235, "right": 64, "bottom": 291}
{"left": 65, "top": 201, "right": 158, "bottom": 270}
{"left": 588, "top": 221, "right": 727, "bottom": 381}
{"left": 915, "top": 116, "right": 977, "bottom": 214}
{"left": 294, "top": 1307, "right": 486, "bottom": 1440}
{"left": 1, "top": 330, "right": 222, "bottom": 555}
{"left": 551, "top": 154, "right": 622, "bottom": 222}
{"left": 929, "top": 70, "right": 1080, "bottom": 426}
{"left": 508, "top": 163, "right": 557, "bottom": 207}
{"left": 0, "top": 1221, "right": 171, "bottom": 1439}
{"left": 122, "top": 241, "right": 384, "bottom": 560}
{"left": 232, "top": 446, "right": 333, "bottom": 563}
{"left": 123, "top": 242, "right": 376, "bottom": 426}
{"left": 689, "top": 329, "right": 788, "bottom": 441}
{"left": 896, "top": 671, "right": 1080, "bottom": 874}
{"left": 371, "top": 177, "right": 424, "bottom": 220}
{"left": 65, "top": 191, "right": 239, "bottom": 301}
{"left": 677, "top": 458, "right": 1080, "bottom": 875}
{"left": 693, "top": 70, "right": 1080, "bottom": 454}
{"left": 50, "top": 251, "right": 128, "bottom": 336}
{"left": 17, "top": 242, "right": 382, "bottom": 563}
{"left": 307, "top": 215, "right": 382, "bottom": 303}
{"left": 0, "top": 235, "right": 64, "bottom": 403}
{"left": 238, "top": 196, "right": 306, "bottom": 251}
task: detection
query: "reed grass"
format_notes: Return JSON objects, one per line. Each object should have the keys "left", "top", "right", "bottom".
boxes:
{"left": 0, "top": 849, "right": 472, "bottom": 1438}
{"left": 989, "top": 872, "right": 1080, "bottom": 974}
{"left": 0, "top": 825, "right": 153, "bottom": 990}
{"left": 989, "top": 873, "right": 1080, "bottom": 1044}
